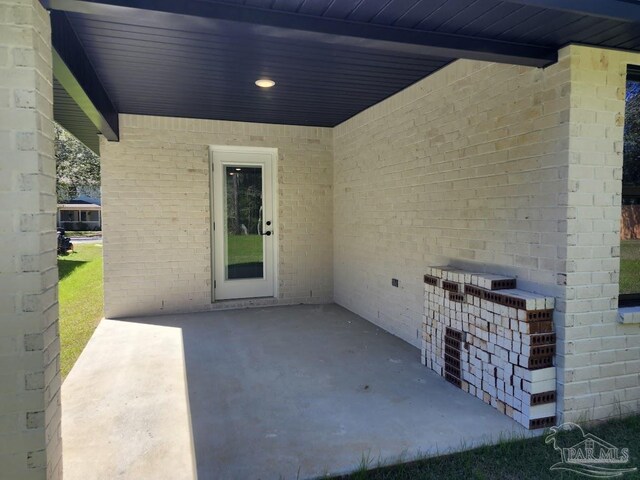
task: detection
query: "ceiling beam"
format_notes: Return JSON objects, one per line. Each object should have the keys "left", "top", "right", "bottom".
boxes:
{"left": 42, "top": 0, "right": 557, "bottom": 68}
{"left": 51, "top": 11, "right": 119, "bottom": 141}
{"left": 500, "top": 0, "right": 640, "bottom": 23}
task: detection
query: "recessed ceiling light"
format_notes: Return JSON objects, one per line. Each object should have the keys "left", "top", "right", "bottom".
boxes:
{"left": 235, "top": 168, "right": 242, "bottom": 171}
{"left": 255, "top": 78, "right": 275, "bottom": 88}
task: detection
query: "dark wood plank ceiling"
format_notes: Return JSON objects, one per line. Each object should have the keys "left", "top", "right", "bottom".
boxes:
{"left": 53, "top": 78, "right": 100, "bottom": 154}
{"left": 64, "top": 10, "right": 454, "bottom": 127}
{"left": 50, "top": 0, "right": 640, "bottom": 134}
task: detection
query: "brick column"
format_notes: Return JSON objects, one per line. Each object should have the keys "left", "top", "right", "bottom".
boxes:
{"left": 0, "top": 1, "right": 61, "bottom": 478}
{"left": 557, "top": 45, "right": 640, "bottom": 423}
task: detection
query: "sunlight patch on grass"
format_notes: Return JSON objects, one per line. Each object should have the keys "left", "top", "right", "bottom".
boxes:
{"left": 58, "top": 244, "right": 104, "bottom": 379}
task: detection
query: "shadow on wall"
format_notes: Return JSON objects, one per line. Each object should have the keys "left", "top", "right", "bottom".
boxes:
{"left": 621, "top": 206, "right": 640, "bottom": 239}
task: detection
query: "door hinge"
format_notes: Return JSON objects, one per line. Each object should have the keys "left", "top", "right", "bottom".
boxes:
{"left": 214, "top": 280, "right": 216, "bottom": 289}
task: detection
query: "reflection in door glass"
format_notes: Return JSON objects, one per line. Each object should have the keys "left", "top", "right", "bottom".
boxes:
{"left": 225, "top": 166, "right": 264, "bottom": 279}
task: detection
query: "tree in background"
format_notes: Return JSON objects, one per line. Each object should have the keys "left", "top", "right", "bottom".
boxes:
{"left": 226, "top": 168, "right": 262, "bottom": 235}
{"left": 624, "top": 81, "right": 640, "bottom": 186}
{"left": 56, "top": 123, "right": 100, "bottom": 202}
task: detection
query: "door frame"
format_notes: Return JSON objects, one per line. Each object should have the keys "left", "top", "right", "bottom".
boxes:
{"left": 209, "top": 145, "right": 279, "bottom": 302}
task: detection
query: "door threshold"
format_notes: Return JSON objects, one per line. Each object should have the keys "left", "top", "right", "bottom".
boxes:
{"left": 210, "top": 297, "right": 279, "bottom": 310}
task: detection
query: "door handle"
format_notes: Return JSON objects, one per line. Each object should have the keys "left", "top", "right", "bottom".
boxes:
{"left": 260, "top": 220, "right": 272, "bottom": 236}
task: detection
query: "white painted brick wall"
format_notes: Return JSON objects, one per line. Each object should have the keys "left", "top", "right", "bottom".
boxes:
{"left": 334, "top": 56, "right": 571, "bottom": 348}
{"left": 0, "top": 1, "right": 61, "bottom": 478}
{"left": 100, "top": 115, "right": 333, "bottom": 318}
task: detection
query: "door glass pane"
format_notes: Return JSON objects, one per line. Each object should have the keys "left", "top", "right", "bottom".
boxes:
{"left": 225, "top": 165, "right": 264, "bottom": 280}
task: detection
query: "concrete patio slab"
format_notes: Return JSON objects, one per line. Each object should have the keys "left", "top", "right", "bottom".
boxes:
{"left": 62, "top": 304, "right": 533, "bottom": 480}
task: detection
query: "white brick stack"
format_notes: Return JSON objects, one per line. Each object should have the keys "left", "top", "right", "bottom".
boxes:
{"left": 423, "top": 266, "right": 557, "bottom": 429}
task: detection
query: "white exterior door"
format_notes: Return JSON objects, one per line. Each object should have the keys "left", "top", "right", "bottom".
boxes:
{"left": 210, "top": 146, "right": 277, "bottom": 300}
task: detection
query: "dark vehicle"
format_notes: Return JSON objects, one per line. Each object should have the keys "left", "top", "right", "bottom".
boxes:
{"left": 57, "top": 228, "right": 74, "bottom": 255}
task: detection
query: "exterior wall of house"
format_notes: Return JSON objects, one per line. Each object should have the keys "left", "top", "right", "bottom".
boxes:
{"left": 333, "top": 54, "right": 572, "bottom": 347}
{"left": 0, "top": 1, "right": 62, "bottom": 478}
{"left": 100, "top": 115, "right": 333, "bottom": 318}
{"left": 334, "top": 45, "right": 640, "bottom": 423}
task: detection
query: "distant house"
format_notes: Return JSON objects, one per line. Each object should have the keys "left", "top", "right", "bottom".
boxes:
{"left": 57, "top": 199, "right": 101, "bottom": 231}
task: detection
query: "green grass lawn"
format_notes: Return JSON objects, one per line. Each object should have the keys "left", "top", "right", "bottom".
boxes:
{"left": 334, "top": 415, "right": 640, "bottom": 480}
{"left": 228, "top": 234, "right": 263, "bottom": 265}
{"left": 58, "top": 243, "right": 104, "bottom": 379}
{"left": 621, "top": 240, "right": 640, "bottom": 294}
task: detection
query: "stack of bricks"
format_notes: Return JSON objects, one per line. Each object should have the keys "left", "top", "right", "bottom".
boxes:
{"left": 423, "top": 266, "right": 557, "bottom": 429}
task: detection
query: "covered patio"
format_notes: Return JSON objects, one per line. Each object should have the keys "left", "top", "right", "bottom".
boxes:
{"left": 3, "top": 0, "right": 640, "bottom": 478}
{"left": 62, "top": 304, "right": 528, "bottom": 480}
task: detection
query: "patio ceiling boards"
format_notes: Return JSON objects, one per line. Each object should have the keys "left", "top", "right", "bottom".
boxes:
{"left": 44, "top": 0, "right": 640, "bottom": 137}
{"left": 53, "top": 78, "right": 101, "bottom": 154}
